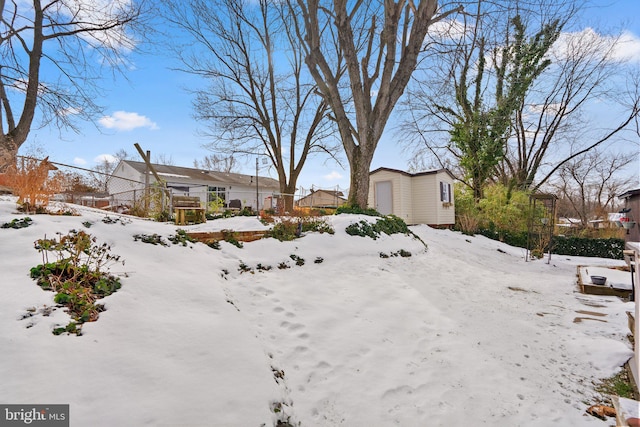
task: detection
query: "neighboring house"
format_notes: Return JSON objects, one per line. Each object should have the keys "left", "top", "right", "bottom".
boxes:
{"left": 107, "top": 160, "right": 280, "bottom": 211}
{"left": 296, "top": 189, "right": 347, "bottom": 209}
{"left": 620, "top": 188, "right": 640, "bottom": 243}
{"left": 368, "top": 167, "right": 455, "bottom": 226}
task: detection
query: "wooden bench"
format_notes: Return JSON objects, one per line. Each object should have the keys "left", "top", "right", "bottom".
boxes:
{"left": 173, "top": 196, "right": 206, "bottom": 225}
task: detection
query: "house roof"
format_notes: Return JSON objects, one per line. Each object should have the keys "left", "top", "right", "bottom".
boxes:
{"left": 297, "top": 189, "right": 347, "bottom": 202}
{"left": 619, "top": 188, "right": 640, "bottom": 199}
{"left": 369, "top": 166, "right": 456, "bottom": 180}
{"left": 120, "top": 160, "right": 280, "bottom": 190}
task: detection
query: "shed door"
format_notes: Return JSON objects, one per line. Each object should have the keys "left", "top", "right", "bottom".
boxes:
{"left": 375, "top": 181, "right": 393, "bottom": 215}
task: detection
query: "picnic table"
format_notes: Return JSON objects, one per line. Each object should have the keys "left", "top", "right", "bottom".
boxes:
{"left": 173, "top": 196, "right": 206, "bottom": 225}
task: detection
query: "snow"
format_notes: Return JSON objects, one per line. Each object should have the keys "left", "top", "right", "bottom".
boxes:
{"left": 0, "top": 195, "right": 637, "bottom": 426}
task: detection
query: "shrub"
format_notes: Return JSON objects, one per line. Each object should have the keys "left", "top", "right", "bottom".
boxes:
{"left": 345, "top": 215, "right": 409, "bottom": 239}
{"left": 267, "top": 220, "right": 300, "bottom": 241}
{"left": 3, "top": 157, "right": 63, "bottom": 213}
{"left": 336, "top": 205, "right": 381, "bottom": 216}
{"left": 267, "top": 218, "right": 334, "bottom": 241}
{"left": 455, "top": 183, "right": 535, "bottom": 236}
{"left": 552, "top": 236, "right": 624, "bottom": 259}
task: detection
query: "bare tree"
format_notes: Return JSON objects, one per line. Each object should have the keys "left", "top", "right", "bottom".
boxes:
{"left": 501, "top": 27, "right": 640, "bottom": 192}
{"left": 162, "top": 0, "right": 340, "bottom": 211}
{"left": 403, "top": 0, "right": 640, "bottom": 197}
{"left": 193, "top": 154, "right": 238, "bottom": 173}
{"left": 293, "top": 0, "right": 463, "bottom": 207}
{"left": 0, "top": 0, "right": 147, "bottom": 172}
{"left": 551, "top": 150, "right": 635, "bottom": 227}
{"left": 403, "top": 1, "right": 573, "bottom": 194}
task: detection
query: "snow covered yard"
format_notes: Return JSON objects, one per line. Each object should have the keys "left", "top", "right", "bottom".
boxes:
{"left": 0, "top": 195, "right": 635, "bottom": 426}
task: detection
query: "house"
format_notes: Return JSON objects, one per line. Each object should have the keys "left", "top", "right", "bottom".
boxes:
{"left": 620, "top": 188, "right": 640, "bottom": 243}
{"left": 296, "top": 189, "right": 347, "bottom": 209}
{"left": 368, "top": 167, "right": 455, "bottom": 226}
{"left": 107, "top": 160, "right": 280, "bottom": 211}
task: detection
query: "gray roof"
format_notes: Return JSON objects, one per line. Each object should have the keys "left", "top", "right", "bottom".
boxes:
{"left": 370, "top": 166, "right": 456, "bottom": 180}
{"left": 122, "top": 160, "right": 280, "bottom": 190}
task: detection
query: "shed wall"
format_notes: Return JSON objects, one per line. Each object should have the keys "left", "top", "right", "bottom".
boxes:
{"left": 368, "top": 170, "right": 413, "bottom": 223}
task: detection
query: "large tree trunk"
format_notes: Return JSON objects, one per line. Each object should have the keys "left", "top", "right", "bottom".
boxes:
{"left": 283, "top": 182, "right": 297, "bottom": 213}
{"left": 0, "top": 136, "right": 19, "bottom": 173}
{"left": 346, "top": 144, "right": 375, "bottom": 208}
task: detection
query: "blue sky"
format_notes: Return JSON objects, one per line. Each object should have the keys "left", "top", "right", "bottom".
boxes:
{"left": 24, "top": 0, "right": 640, "bottom": 191}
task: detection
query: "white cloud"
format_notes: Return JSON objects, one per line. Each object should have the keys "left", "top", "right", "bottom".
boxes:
{"left": 614, "top": 30, "right": 640, "bottom": 62}
{"left": 99, "top": 111, "right": 158, "bottom": 131}
{"left": 551, "top": 28, "right": 640, "bottom": 64}
{"left": 94, "top": 154, "right": 118, "bottom": 164}
{"left": 323, "top": 171, "right": 343, "bottom": 181}
{"left": 73, "top": 157, "right": 87, "bottom": 166}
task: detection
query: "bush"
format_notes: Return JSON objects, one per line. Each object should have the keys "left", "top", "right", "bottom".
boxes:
{"left": 552, "top": 236, "right": 624, "bottom": 259}
{"left": 477, "top": 228, "right": 529, "bottom": 249}
{"left": 267, "top": 220, "right": 300, "bottom": 241}
{"left": 455, "top": 183, "right": 535, "bottom": 236}
{"left": 336, "top": 205, "right": 381, "bottom": 216}
{"left": 267, "top": 218, "right": 334, "bottom": 242}
{"left": 345, "top": 215, "right": 409, "bottom": 239}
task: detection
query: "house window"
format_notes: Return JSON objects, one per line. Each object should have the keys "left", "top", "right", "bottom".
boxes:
{"left": 208, "top": 186, "right": 226, "bottom": 204}
{"left": 440, "top": 182, "right": 452, "bottom": 203}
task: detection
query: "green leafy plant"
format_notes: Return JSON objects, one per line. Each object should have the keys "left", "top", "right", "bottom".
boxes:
{"left": 102, "top": 216, "right": 130, "bottom": 226}
{"left": 345, "top": 215, "right": 409, "bottom": 239}
{"left": 238, "top": 261, "right": 252, "bottom": 273}
{"left": 133, "top": 233, "right": 168, "bottom": 246}
{"left": 336, "top": 205, "right": 381, "bottom": 216}
{"left": 1, "top": 217, "right": 32, "bottom": 229}
{"left": 256, "top": 263, "right": 272, "bottom": 271}
{"left": 221, "top": 229, "right": 243, "bottom": 248}
{"left": 289, "top": 254, "right": 305, "bottom": 266}
{"left": 267, "top": 218, "right": 334, "bottom": 242}
{"left": 31, "top": 230, "right": 123, "bottom": 335}
{"left": 168, "top": 229, "right": 197, "bottom": 247}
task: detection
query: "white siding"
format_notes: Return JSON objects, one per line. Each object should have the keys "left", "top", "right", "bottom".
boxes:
{"left": 411, "top": 174, "right": 437, "bottom": 225}
{"left": 106, "top": 162, "right": 145, "bottom": 205}
{"left": 368, "top": 170, "right": 413, "bottom": 223}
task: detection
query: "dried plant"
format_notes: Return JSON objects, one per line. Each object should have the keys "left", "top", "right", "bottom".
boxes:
{"left": 4, "top": 157, "right": 63, "bottom": 212}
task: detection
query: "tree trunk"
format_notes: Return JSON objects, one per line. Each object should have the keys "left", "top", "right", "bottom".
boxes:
{"left": 346, "top": 144, "right": 374, "bottom": 208}
{"left": 283, "top": 182, "right": 297, "bottom": 213}
{"left": 0, "top": 135, "right": 19, "bottom": 173}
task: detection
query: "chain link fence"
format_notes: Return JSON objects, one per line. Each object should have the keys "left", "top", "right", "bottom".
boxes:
{"left": 7, "top": 156, "right": 348, "bottom": 218}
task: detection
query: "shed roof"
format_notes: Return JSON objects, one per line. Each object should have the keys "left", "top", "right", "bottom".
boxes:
{"left": 369, "top": 167, "right": 456, "bottom": 180}
{"left": 121, "top": 160, "right": 280, "bottom": 190}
